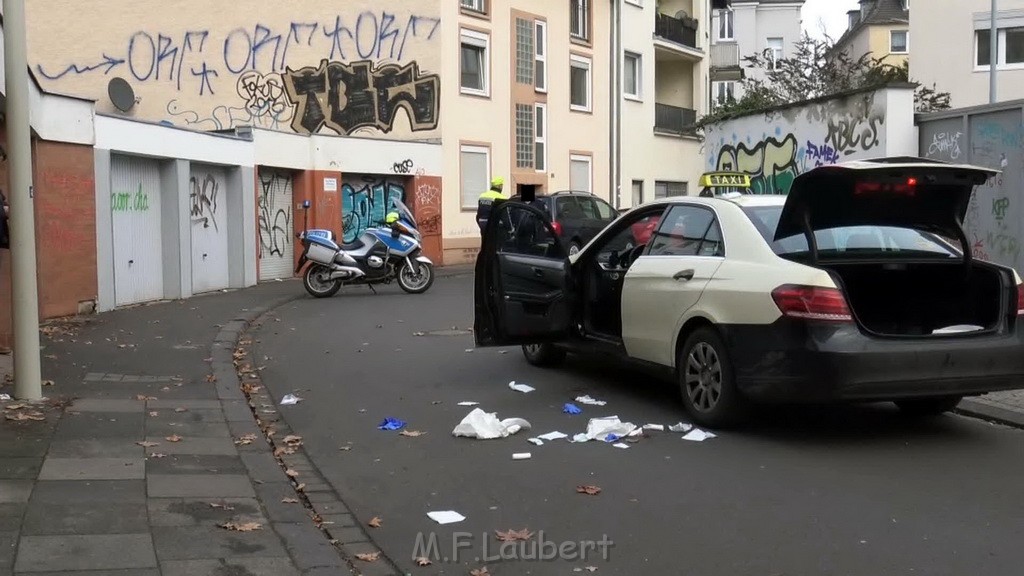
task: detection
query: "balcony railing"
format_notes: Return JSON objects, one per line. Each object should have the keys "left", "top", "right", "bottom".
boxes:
{"left": 655, "top": 12, "right": 699, "bottom": 50}
{"left": 655, "top": 103, "right": 697, "bottom": 135}
{"left": 710, "top": 43, "right": 740, "bottom": 69}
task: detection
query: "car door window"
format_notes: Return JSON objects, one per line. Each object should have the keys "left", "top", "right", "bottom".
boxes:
{"left": 495, "top": 205, "right": 560, "bottom": 258}
{"left": 590, "top": 207, "right": 668, "bottom": 266}
{"left": 556, "top": 197, "right": 583, "bottom": 220}
{"left": 647, "top": 205, "right": 721, "bottom": 257}
{"left": 589, "top": 197, "right": 617, "bottom": 222}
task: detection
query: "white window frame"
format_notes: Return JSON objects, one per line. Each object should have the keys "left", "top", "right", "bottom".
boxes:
{"left": 890, "top": 30, "right": 909, "bottom": 54}
{"left": 571, "top": 0, "right": 590, "bottom": 41}
{"left": 535, "top": 20, "right": 548, "bottom": 92}
{"left": 460, "top": 144, "right": 491, "bottom": 209}
{"left": 712, "top": 81, "right": 735, "bottom": 107}
{"left": 461, "top": 0, "right": 486, "bottom": 13}
{"left": 717, "top": 9, "right": 734, "bottom": 41}
{"left": 570, "top": 54, "right": 592, "bottom": 112}
{"left": 570, "top": 154, "right": 593, "bottom": 194}
{"left": 766, "top": 38, "right": 783, "bottom": 69}
{"left": 974, "top": 27, "right": 1024, "bottom": 71}
{"left": 460, "top": 29, "right": 490, "bottom": 97}
{"left": 535, "top": 104, "right": 547, "bottom": 173}
{"left": 624, "top": 51, "right": 642, "bottom": 101}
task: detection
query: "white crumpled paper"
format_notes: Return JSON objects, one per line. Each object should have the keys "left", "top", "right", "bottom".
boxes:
{"left": 682, "top": 428, "right": 717, "bottom": 442}
{"left": 584, "top": 416, "right": 637, "bottom": 441}
{"left": 280, "top": 394, "right": 303, "bottom": 405}
{"left": 575, "top": 395, "right": 607, "bottom": 406}
{"left": 452, "top": 408, "right": 532, "bottom": 439}
{"left": 508, "top": 381, "right": 536, "bottom": 393}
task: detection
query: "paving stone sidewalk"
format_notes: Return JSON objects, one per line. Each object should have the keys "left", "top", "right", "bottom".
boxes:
{"left": 0, "top": 266, "right": 474, "bottom": 576}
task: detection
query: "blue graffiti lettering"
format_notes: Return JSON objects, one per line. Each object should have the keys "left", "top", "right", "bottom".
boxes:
{"left": 251, "top": 24, "right": 283, "bottom": 72}
{"left": 224, "top": 28, "right": 253, "bottom": 74}
{"left": 191, "top": 63, "right": 219, "bottom": 96}
{"left": 35, "top": 53, "right": 125, "bottom": 80}
{"left": 398, "top": 15, "right": 441, "bottom": 61}
{"left": 341, "top": 179, "right": 406, "bottom": 243}
{"left": 282, "top": 23, "right": 319, "bottom": 69}
{"left": 156, "top": 34, "right": 178, "bottom": 81}
{"left": 176, "top": 31, "right": 210, "bottom": 91}
{"left": 355, "top": 12, "right": 380, "bottom": 59}
{"left": 128, "top": 31, "right": 156, "bottom": 81}
{"left": 805, "top": 141, "right": 840, "bottom": 167}
{"left": 322, "top": 16, "right": 354, "bottom": 61}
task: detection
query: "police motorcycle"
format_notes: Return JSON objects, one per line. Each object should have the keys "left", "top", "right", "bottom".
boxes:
{"left": 295, "top": 199, "right": 435, "bottom": 298}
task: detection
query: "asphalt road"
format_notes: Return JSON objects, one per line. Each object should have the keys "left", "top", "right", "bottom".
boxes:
{"left": 252, "top": 274, "right": 1024, "bottom": 576}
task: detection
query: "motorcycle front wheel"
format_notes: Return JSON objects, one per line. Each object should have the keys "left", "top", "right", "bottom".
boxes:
{"left": 303, "top": 264, "right": 343, "bottom": 298}
{"left": 397, "top": 260, "right": 434, "bottom": 294}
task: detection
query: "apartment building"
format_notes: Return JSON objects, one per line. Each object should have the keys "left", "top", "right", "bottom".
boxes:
{"left": 911, "top": 0, "right": 1024, "bottom": 107}
{"left": 709, "top": 0, "right": 804, "bottom": 108}
{"left": 829, "top": 0, "right": 910, "bottom": 68}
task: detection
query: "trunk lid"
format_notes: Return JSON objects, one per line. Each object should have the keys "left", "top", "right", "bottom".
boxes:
{"left": 774, "top": 160, "right": 998, "bottom": 244}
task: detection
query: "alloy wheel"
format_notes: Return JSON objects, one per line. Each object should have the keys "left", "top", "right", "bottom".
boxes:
{"left": 684, "top": 342, "right": 723, "bottom": 413}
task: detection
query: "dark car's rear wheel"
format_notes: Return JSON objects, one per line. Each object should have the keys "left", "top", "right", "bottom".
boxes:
{"left": 678, "top": 327, "right": 749, "bottom": 428}
{"left": 568, "top": 240, "right": 582, "bottom": 256}
{"left": 522, "top": 343, "right": 567, "bottom": 367}
{"left": 894, "top": 395, "right": 963, "bottom": 416}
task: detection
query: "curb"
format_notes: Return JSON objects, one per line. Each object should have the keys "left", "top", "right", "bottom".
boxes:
{"left": 226, "top": 300, "right": 405, "bottom": 576}
{"left": 955, "top": 399, "right": 1024, "bottom": 429}
{"left": 435, "top": 264, "right": 474, "bottom": 278}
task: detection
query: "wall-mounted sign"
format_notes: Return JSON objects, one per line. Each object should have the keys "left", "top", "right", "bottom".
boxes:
{"left": 324, "top": 177, "right": 338, "bottom": 192}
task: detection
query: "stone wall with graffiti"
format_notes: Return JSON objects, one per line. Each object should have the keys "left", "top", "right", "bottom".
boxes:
{"left": 703, "top": 86, "right": 916, "bottom": 195}
{"left": 27, "top": 0, "right": 441, "bottom": 140}
{"left": 920, "top": 104, "right": 1024, "bottom": 274}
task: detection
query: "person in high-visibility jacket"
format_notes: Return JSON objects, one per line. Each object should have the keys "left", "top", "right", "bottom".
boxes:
{"left": 476, "top": 176, "right": 507, "bottom": 233}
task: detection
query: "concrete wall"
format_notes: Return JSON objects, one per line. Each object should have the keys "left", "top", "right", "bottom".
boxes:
{"left": 27, "top": 0, "right": 442, "bottom": 140}
{"left": 912, "top": 0, "right": 1024, "bottom": 108}
{"left": 919, "top": 100, "right": 1024, "bottom": 274}
{"left": 704, "top": 85, "right": 917, "bottom": 194}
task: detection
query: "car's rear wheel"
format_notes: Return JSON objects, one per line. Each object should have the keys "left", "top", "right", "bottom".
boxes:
{"left": 678, "top": 327, "right": 749, "bottom": 428}
{"left": 894, "top": 395, "right": 963, "bottom": 416}
{"left": 522, "top": 343, "right": 567, "bottom": 367}
{"left": 568, "top": 241, "right": 582, "bottom": 256}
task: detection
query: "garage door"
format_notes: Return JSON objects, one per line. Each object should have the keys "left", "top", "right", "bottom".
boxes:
{"left": 110, "top": 155, "right": 164, "bottom": 306}
{"left": 190, "top": 165, "right": 230, "bottom": 293}
{"left": 257, "top": 169, "right": 294, "bottom": 280}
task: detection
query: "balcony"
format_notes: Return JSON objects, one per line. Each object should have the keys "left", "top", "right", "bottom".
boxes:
{"left": 710, "top": 43, "right": 743, "bottom": 81}
{"left": 654, "top": 103, "right": 698, "bottom": 136}
{"left": 654, "top": 12, "right": 703, "bottom": 61}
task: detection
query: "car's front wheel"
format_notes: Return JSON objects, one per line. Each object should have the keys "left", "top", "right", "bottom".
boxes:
{"left": 894, "top": 395, "right": 963, "bottom": 416}
{"left": 678, "top": 327, "right": 749, "bottom": 428}
{"left": 522, "top": 343, "right": 567, "bottom": 367}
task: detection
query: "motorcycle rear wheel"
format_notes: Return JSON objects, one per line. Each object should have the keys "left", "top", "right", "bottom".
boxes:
{"left": 303, "top": 264, "right": 343, "bottom": 298}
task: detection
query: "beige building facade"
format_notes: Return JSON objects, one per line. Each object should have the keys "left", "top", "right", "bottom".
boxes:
{"left": 829, "top": 0, "right": 909, "bottom": 68}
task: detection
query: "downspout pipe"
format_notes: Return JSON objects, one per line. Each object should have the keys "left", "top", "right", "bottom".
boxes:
{"left": 610, "top": 0, "right": 622, "bottom": 208}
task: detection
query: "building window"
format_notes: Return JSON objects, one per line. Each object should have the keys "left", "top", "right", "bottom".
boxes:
{"left": 713, "top": 81, "right": 735, "bottom": 108}
{"left": 570, "top": 55, "right": 592, "bottom": 112}
{"left": 571, "top": 0, "right": 590, "bottom": 41}
{"left": 461, "top": 0, "right": 487, "bottom": 13}
{"left": 460, "top": 145, "right": 490, "bottom": 209}
{"left": 460, "top": 29, "right": 489, "bottom": 96}
{"left": 976, "top": 27, "right": 1024, "bottom": 68}
{"left": 515, "top": 104, "right": 534, "bottom": 168}
{"left": 631, "top": 180, "right": 644, "bottom": 206}
{"left": 516, "top": 19, "right": 534, "bottom": 84}
{"left": 890, "top": 30, "right": 908, "bottom": 53}
{"left": 535, "top": 20, "right": 548, "bottom": 92}
{"left": 624, "top": 52, "right": 642, "bottom": 99}
{"left": 655, "top": 181, "right": 687, "bottom": 198}
{"left": 766, "top": 38, "right": 783, "bottom": 68}
{"left": 535, "top": 104, "right": 547, "bottom": 172}
{"left": 570, "top": 155, "right": 592, "bottom": 193}
{"left": 717, "top": 9, "right": 734, "bottom": 41}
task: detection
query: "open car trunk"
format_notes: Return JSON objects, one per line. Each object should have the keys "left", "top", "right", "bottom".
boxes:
{"left": 825, "top": 260, "right": 1014, "bottom": 336}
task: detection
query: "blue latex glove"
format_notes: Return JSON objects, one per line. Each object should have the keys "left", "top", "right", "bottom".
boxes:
{"left": 378, "top": 417, "right": 407, "bottom": 431}
{"left": 562, "top": 403, "right": 582, "bottom": 415}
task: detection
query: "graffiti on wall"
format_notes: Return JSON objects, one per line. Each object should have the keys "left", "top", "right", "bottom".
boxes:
{"left": 416, "top": 182, "right": 441, "bottom": 236}
{"left": 189, "top": 172, "right": 220, "bottom": 231}
{"left": 341, "top": 176, "right": 406, "bottom": 243}
{"left": 258, "top": 171, "right": 292, "bottom": 259}
{"left": 705, "top": 89, "right": 888, "bottom": 195}
{"left": 111, "top": 183, "right": 151, "bottom": 212}
{"left": 33, "top": 10, "right": 442, "bottom": 136}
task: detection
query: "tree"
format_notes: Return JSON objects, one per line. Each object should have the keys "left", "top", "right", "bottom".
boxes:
{"left": 698, "top": 34, "right": 951, "bottom": 128}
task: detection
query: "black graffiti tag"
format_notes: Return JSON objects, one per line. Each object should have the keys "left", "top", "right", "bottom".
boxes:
{"left": 282, "top": 59, "right": 440, "bottom": 136}
{"left": 190, "top": 173, "right": 220, "bottom": 231}
{"left": 826, "top": 116, "right": 884, "bottom": 156}
{"left": 392, "top": 159, "right": 414, "bottom": 174}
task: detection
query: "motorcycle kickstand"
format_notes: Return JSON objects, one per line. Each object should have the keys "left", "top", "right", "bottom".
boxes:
{"left": 367, "top": 284, "right": 378, "bottom": 294}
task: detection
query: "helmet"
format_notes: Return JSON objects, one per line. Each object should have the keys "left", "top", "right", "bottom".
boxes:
{"left": 490, "top": 176, "right": 505, "bottom": 188}
{"left": 385, "top": 211, "right": 400, "bottom": 224}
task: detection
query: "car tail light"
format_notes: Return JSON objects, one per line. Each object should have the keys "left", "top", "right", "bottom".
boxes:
{"left": 771, "top": 284, "right": 853, "bottom": 322}
{"left": 551, "top": 221, "right": 563, "bottom": 236}
{"left": 1017, "top": 283, "right": 1024, "bottom": 315}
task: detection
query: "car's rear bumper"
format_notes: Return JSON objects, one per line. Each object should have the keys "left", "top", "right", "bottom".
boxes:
{"left": 719, "top": 320, "right": 1024, "bottom": 403}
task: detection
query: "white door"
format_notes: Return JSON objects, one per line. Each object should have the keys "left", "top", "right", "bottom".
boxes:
{"left": 110, "top": 155, "right": 164, "bottom": 306}
{"left": 257, "top": 169, "right": 294, "bottom": 280}
{"left": 190, "top": 165, "right": 230, "bottom": 293}
{"left": 621, "top": 204, "right": 725, "bottom": 367}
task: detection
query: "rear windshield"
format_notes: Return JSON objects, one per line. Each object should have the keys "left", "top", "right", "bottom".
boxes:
{"left": 741, "top": 205, "right": 961, "bottom": 259}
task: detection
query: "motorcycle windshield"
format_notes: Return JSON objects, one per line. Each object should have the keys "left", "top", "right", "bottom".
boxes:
{"left": 394, "top": 199, "right": 417, "bottom": 228}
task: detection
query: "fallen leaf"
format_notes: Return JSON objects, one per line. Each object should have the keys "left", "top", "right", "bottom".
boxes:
{"left": 148, "top": 453, "right": 167, "bottom": 458}
{"left": 219, "top": 521, "right": 262, "bottom": 532}
{"left": 6, "top": 403, "right": 25, "bottom": 410}
{"left": 234, "top": 433, "right": 258, "bottom": 446}
{"left": 283, "top": 435, "right": 303, "bottom": 446}
{"left": 399, "top": 430, "right": 427, "bottom": 437}
{"left": 209, "top": 502, "right": 235, "bottom": 510}
{"left": 576, "top": 485, "right": 602, "bottom": 496}
{"left": 285, "top": 469, "right": 299, "bottom": 478}
{"left": 584, "top": 567, "right": 598, "bottom": 572}
{"left": 165, "top": 434, "right": 183, "bottom": 443}
{"left": 241, "top": 382, "right": 261, "bottom": 394}
{"left": 368, "top": 516, "right": 383, "bottom": 528}
{"left": 495, "top": 528, "right": 534, "bottom": 542}
{"left": 470, "top": 568, "right": 491, "bottom": 576}
{"left": 5, "top": 412, "right": 44, "bottom": 422}
{"left": 355, "top": 552, "right": 380, "bottom": 562}
{"left": 174, "top": 407, "right": 187, "bottom": 413}
{"left": 148, "top": 411, "right": 159, "bottom": 417}
{"left": 415, "top": 556, "right": 432, "bottom": 566}
{"left": 273, "top": 447, "right": 295, "bottom": 457}
{"left": 42, "top": 380, "right": 54, "bottom": 386}
{"left": 295, "top": 483, "right": 306, "bottom": 492}
{"left": 338, "top": 446, "right": 352, "bottom": 451}
{"left": 281, "top": 497, "right": 299, "bottom": 504}
{"left": 135, "top": 395, "right": 157, "bottom": 401}
{"left": 205, "top": 374, "right": 217, "bottom": 383}
{"left": 136, "top": 440, "right": 159, "bottom": 447}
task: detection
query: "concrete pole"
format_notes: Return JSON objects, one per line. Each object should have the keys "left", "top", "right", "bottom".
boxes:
{"left": 3, "top": 0, "right": 43, "bottom": 400}
{"left": 991, "top": 0, "right": 998, "bottom": 103}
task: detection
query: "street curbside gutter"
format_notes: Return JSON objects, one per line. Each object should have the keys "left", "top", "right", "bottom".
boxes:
{"left": 955, "top": 398, "right": 1024, "bottom": 429}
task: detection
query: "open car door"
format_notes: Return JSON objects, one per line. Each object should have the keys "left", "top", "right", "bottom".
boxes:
{"left": 474, "top": 201, "right": 574, "bottom": 347}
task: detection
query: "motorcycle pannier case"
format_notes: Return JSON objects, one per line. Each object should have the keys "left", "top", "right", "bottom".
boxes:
{"left": 305, "top": 235, "right": 339, "bottom": 265}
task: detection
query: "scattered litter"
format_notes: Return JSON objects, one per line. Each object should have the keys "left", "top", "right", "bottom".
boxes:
{"left": 668, "top": 422, "right": 693, "bottom": 433}
{"left": 427, "top": 510, "right": 466, "bottom": 525}
{"left": 465, "top": 349, "right": 474, "bottom": 353}
{"left": 457, "top": 401, "right": 480, "bottom": 406}
{"left": 0, "top": 394, "right": 10, "bottom": 401}
{"left": 562, "top": 403, "right": 582, "bottom": 415}
{"left": 627, "top": 428, "right": 643, "bottom": 437}
{"left": 576, "top": 485, "right": 602, "bottom": 495}
{"left": 537, "top": 431, "right": 568, "bottom": 441}
{"left": 378, "top": 417, "right": 407, "bottom": 431}
{"left": 512, "top": 452, "right": 532, "bottom": 460}
{"left": 280, "top": 394, "right": 303, "bottom": 406}
{"left": 585, "top": 416, "right": 637, "bottom": 441}
{"left": 571, "top": 433, "right": 590, "bottom": 443}
{"left": 612, "top": 443, "right": 630, "bottom": 449}
{"left": 575, "top": 395, "right": 607, "bottom": 406}
{"left": 682, "top": 428, "right": 717, "bottom": 442}
{"left": 527, "top": 438, "right": 544, "bottom": 446}
{"left": 604, "top": 434, "right": 620, "bottom": 443}
{"left": 643, "top": 424, "right": 665, "bottom": 431}
{"left": 508, "top": 381, "right": 535, "bottom": 394}
{"left": 452, "top": 408, "right": 531, "bottom": 439}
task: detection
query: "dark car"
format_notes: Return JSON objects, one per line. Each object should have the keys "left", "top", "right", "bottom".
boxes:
{"left": 508, "top": 190, "right": 618, "bottom": 255}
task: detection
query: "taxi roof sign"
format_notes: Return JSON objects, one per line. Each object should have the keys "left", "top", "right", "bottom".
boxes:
{"left": 699, "top": 172, "right": 752, "bottom": 188}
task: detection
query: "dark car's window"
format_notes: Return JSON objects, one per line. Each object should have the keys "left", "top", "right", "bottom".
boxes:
{"left": 647, "top": 205, "right": 723, "bottom": 257}
{"left": 578, "top": 197, "right": 617, "bottom": 221}
{"left": 555, "top": 197, "right": 584, "bottom": 220}
{"left": 593, "top": 207, "right": 668, "bottom": 265}
{"left": 494, "top": 205, "right": 560, "bottom": 258}
{"left": 742, "top": 205, "right": 960, "bottom": 258}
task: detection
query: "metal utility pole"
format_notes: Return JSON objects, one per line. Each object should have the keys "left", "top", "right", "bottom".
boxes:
{"left": 4, "top": 0, "right": 43, "bottom": 400}
{"left": 991, "top": 0, "right": 998, "bottom": 103}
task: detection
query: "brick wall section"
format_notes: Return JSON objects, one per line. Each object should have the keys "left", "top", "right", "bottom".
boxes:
{"left": 409, "top": 175, "right": 443, "bottom": 265}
